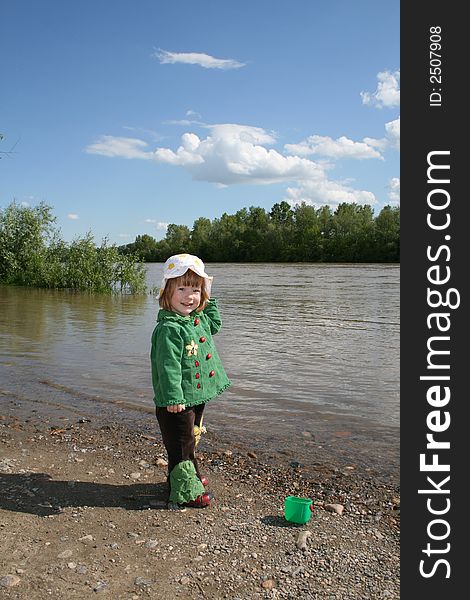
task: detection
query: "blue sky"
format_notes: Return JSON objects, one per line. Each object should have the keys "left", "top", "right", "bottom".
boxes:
{"left": 1, "top": 0, "right": 399, "bottom": 245}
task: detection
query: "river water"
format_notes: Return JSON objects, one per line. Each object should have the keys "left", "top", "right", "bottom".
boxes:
{"left": 0, "top": 263, "right": 399, "bottom": 480}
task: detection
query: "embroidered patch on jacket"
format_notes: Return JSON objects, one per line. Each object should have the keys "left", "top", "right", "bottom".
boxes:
{"left": 185, "top": 340, "right": 199, "bottom": 356}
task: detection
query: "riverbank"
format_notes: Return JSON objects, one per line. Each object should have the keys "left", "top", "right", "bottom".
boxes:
{"left": 0, "top": 404, "right": 399, "bottom": 599}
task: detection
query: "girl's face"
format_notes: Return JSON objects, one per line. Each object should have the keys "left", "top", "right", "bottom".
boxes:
{"left": 170, "top": 284, "right": 202, "bottom": 316}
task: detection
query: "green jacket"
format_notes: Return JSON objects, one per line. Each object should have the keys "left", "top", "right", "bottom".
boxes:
{"left": 150, "top": 298, "right": 231, "bottom": 408}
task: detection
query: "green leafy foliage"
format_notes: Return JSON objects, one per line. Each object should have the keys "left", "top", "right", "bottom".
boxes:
{"left": 119, "top": 201, "right": 400, "bottom": 263}
{"left": 0, "top": 202, "right": 146, "bottom": 293}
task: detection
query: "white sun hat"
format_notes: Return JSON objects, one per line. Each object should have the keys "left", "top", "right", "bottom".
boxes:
{"left": 159, "top": 253, "right": 213, "bottom": 297}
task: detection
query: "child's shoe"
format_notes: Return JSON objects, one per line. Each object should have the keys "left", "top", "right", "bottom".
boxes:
{"left": 180, "top": 492, "right": 212, "bottom": 508}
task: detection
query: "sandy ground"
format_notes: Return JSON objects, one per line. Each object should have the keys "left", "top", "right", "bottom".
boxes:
{"left": 0, "top": 407, "right": 399, "bottom": 600}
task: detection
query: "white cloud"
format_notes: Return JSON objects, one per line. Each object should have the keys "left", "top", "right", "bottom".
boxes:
{"left": 67, "top": 213, "right": 79, "bottom": 220}
{"left": 154, "top": 49, "right": 245, "bottom": 70}
{"left": 152, "top": 126, "right": 324, "bottom": 186}
{"left": 122, "top": 126, "right": 163, "bottom": 142}
{"left": 85, "top": 136, "right": 151, "bottom": 159}
{"left": 387, "top": 177, "right": 400, "bottom": 205}
{"left": 145, "top": 219, "right": 169, "bottom": 230}
{"left": 361, "top": 70, "right": 400, "bottom": 108}
{"left": 163, "top": 110, "right": 205, "bottom": 127}
{"left": 285, "top": 116, "right": 400, "bottom": 164}
{"left": 284, "top": 135, "right": 383, "bottom": 160}
{"left": 85, "top": 123, "right": 379, "bottom": 207}
{"left": 385, "top": 117, "right": 400, "bottom": 149}
{"left": 119, "top": 233, "right": 131, "bottom": 239}
{"left": 284, "top": 179, "right": 377, "bottom": 208}
{"left": 164, "top": 118, "right": 204, "bottom": 126}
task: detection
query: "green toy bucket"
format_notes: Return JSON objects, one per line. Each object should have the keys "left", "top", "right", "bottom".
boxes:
{"left": 284, "top": 496, "right": 313, "bottom": 524}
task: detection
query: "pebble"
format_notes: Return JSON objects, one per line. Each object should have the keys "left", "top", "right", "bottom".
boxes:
{"left": 57, "top": 550, "right": 73, "bottom": 559}
{"left": 93, "top": 581, "right": 107, "bottom": 592}
{"left": 296, "top": 531, "right": 311, "bottom": 551}
{"left": 76, "top": 565, "right": 88, "bottom": 574}
{"left": 134, "top": 577, "right": 152, "bottom": 587}
{"left": 1, "top": 413, "right": 400, "bottom": 600}
{"left": 130, "top": 472, "right": 141, "bottom": 479}
{"left": 325, "top": 503, "right": 345, "bottom": 515}
{"left": 0, "top": 575, "right": 21, "bottom": 588}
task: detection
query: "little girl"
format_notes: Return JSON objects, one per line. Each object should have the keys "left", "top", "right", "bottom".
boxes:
{"left": 150, "top": 254, "right": 231, "bottom": 508}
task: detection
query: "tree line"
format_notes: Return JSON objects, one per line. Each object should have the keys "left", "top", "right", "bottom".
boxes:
{"left": 119, "top": 201, "right": 400, "bottom": 263}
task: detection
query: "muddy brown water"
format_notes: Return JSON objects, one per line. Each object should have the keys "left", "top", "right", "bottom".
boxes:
{"left": 0, "top": 263, "right": 399, "bottom": 482}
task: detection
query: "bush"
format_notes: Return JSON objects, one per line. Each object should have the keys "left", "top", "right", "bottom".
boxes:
{"left": 0, "top": 201, "right": 147, "bottom": 293}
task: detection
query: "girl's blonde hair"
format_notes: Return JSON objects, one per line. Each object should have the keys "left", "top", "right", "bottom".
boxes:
{"left": 159, "top": 269, "right": 209, "bottom": 313}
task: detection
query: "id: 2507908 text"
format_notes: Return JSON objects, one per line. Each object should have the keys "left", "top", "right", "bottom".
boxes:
{"left": 429, "top": 26, "right": 442, "bottom": 107}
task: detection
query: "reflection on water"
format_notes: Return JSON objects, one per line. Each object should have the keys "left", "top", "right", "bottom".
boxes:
{"left": 0, "top": 264, "right": 399, "bottom": 476}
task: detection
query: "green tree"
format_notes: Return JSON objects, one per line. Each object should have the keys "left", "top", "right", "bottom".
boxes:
{"left": 0, "top": 201, "right": 147, "bottom": 292}
{"left": 292, "top": 203, "right": 322, "bottom": 261}
{"left": 131, "top": 234, "right": 159, "bottom": 261}
{"left": 190, "top": 217, "right": 213, "bottom": 259}
{"left": 330, "top": 203, "right": 375, "bottom": 262}
{"left": 374, "top": 206, "right": 400, "bottom": 262}
{"left": 165, "top": 224, "right": 191, "bottom": 254}
{"left": 270, "top": 201, "right": 294, "bottom": 225}
{"left": 209, "top": 213, "right": 244, "bottom": 261}
{"left": 0, "top": 201, "right": 57, "bottom": 285}
{"left": 242, "top": 206, "right": 270, "bottom": 261}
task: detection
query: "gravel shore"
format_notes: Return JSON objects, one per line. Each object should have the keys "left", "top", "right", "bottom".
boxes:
{"left": 0, "top": 408, "right": 399, "bottom": 599}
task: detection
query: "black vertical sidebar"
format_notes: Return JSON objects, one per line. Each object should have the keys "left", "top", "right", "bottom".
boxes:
{"left": 401, "top": 2, "right": 466, "bottom": 598}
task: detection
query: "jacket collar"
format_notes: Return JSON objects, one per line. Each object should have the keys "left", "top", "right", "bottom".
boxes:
{"left": 157, "top": 309, "right": 194, "bottom": 323}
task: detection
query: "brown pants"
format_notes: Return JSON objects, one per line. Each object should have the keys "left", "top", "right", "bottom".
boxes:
{"left": 156, "top": 403, "right": 205, "bottom": 481}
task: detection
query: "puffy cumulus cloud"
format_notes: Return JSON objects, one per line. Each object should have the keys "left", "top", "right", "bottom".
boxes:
{"left": 284, "top": 135, "right": 383, "bottom": 160}
{"left": 85, "top": 123, "right": 378, "bottom": 207}
{"left": 151, "top": 125, "right": 324, "bottom": 186}
{"left": 361, "top": 70, "right": 400, "bottom": 108}
{"left": 362, "top": 116, "right": 400, "bottom": 152}
{"left": 153, "top": 133, "right": 205, "bottom": 166}
{"left": 154, "top": 49, "right": 245, "bottom": 70}
{"left": 207, "top": 123, "right": 276, "bottom": 145}
{"left": 85, "top": 136, "right": 151, "bottom": 159}
{"left": 67, "top": 213, "right": 79, "bottom": 220}
{"left": 284, "top": 117, "right": 400, "bottom": 163}
{"left": 387, "top": 177, "right": 400, "bottom": 205}
{"left": 283, "top": 179, "right": 377, "bottom": 208}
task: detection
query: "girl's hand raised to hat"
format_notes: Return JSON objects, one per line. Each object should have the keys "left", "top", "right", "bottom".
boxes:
{"left": 167, "top": 404, "right": 185, "bottom": 413}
